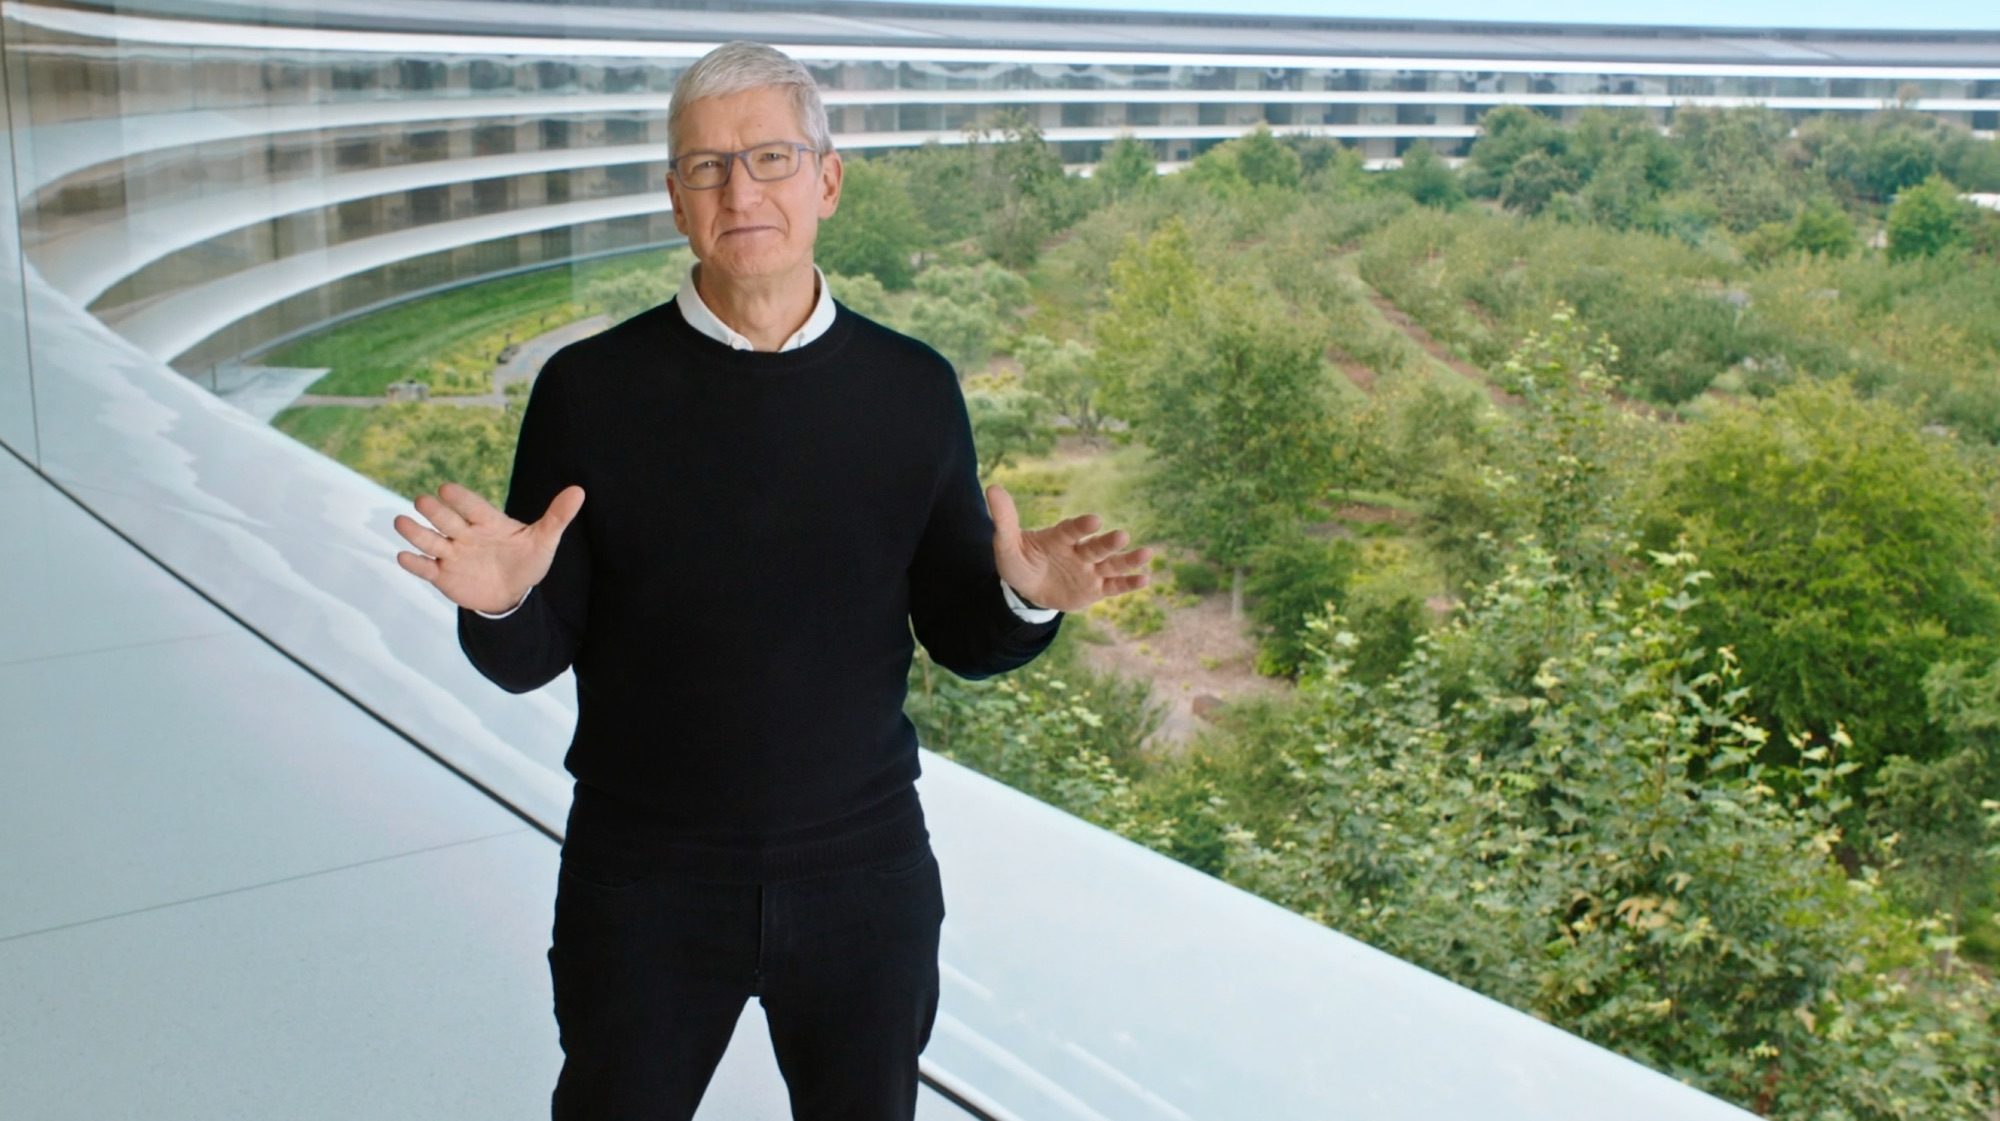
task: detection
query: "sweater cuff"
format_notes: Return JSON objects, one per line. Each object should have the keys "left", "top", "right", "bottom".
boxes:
{"left": 471, "top": 587, "right": 532, "bottom": 619}
{"left": 1000, "top": 577, "right": 1061, "bottom": 624}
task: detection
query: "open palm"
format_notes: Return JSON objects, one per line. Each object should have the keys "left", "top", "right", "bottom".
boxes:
{"left": 393, "top": 481, "right": 584, "bottom": 615}
{"left": 987, "top": 484, "right": 1152, "bottom": 613}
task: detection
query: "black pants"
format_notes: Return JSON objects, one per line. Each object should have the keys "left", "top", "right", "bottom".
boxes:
{"left": 547, "top": 840, "right": 945, "bottom": 1121}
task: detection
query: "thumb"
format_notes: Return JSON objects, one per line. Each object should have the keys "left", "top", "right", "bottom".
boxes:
{"left": 540, "top": 485, "right": 586, "bottom": 536}
{"left": 986, "top": 484, "right": 1020, "bottom": 557}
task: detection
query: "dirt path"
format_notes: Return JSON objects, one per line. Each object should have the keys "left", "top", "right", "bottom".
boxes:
{"left": 1075, "top": 590, "right": 1293, "bottom": 757}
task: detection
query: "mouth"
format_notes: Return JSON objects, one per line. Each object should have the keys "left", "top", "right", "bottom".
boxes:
{"left": 722, "top": 226, "right": 775, "bottom": 237}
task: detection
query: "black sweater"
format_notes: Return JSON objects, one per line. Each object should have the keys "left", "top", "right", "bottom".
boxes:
{"left": 457, "top": 297, "right": 1063, "bottom": 881}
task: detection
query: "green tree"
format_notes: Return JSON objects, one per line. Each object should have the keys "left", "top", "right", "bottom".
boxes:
{"left": 1788, "top": 195, "right": 1858, "bottom": 257}
{"left": 883, "top": 140, "right": 981, "bottom": 255}
{"left": 1094, "top": 133, "right": 1158, "bottom": 202}
{"left": 1232, "top": 124, "right": 1304, "bottom": 191}
{"left": 1670, "top": 105, "right": 1800, "bottom": 231}
{"left": 824, "top": 271, "right": 893, "bottom": 324}
{"left": 1499, "top": 149, "right": 1579, "bottom": 216}
{"left": 814, "top": 156, "right": 922, "bottom": 289}
{"left": 1464, "top": 104, "right": 1567, "bottom": 198}
{"left": 963, "top": 371, "right": 1056, "bottom": 475}
{"left": 1640, "top": 379, "right": 2000, "bottom": 782}
{"left": 1014, "top": 333, "right": 1105, "bottom": 437}
{"left": 1131, "top": 281, "right": 1340, "bottom": 618}
{"left": 1887, "top": 174, "right": 1974, "bottom": 261}
{"left": 966, "top": 109, "right": 1073, "bottom": 268}
{"left": 1223, "top": 544, "right": 1999, "bottom": 1120}
{"left": 1391, "top": 141, "right": 1463, "bottom": 209}
{"left": 1090, "top": 216, "right": 1206, "bottom": 423}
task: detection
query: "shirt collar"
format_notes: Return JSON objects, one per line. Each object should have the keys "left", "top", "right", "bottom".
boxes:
{"left": 674, "top": 258, "right": 836, "bottom": 353}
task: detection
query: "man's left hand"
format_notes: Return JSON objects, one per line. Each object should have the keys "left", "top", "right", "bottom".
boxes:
{"left": 987, "top": 484, "right": 1152, "bottom": 613}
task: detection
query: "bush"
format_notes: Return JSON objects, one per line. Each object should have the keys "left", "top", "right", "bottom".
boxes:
{"left": 1244, "top": 531, "right": 1358, "bottom": 679}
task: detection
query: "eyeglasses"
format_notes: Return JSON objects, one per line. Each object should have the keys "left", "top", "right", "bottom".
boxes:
{"left": 668, "top": 141, "right": 820, "bottom": 190}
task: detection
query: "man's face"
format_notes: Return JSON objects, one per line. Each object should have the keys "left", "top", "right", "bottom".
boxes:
{"left": 664, "top": 85, "right": 842, "bottom": 288}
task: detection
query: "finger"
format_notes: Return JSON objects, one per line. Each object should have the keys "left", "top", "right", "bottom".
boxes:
{"left": 1099, "top": 546, "right": 1152, "bottom": 573}
{"left": 540, "top": 485, "right": 586, "bottom": 532}
{"left": 1102, "top": 571, "right": 1150, "bottom": 595}
{"left": 395, "top": 550, "right": 440, "bottom": 582}
{"left": 438, "top": 481, "right": 501, "bottom": 521}
{"left": 414, "top": 491, "right": 469, "bottom": 537}
{"left": 1053, "top": 512, "right": 1102, "bottom": 545}
{"left": 986, "top": 485, "right": 1021, "bottom": 555}
{"left": 1076, "top": 528, "right": 1130, "bottom": 563}
{"left": 393, "top": 513, "right": 451, "bottom": 557}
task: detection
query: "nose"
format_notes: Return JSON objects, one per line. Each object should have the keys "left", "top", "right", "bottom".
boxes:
{"left": 720, "top": 153, "right": 768, "bottom": 208}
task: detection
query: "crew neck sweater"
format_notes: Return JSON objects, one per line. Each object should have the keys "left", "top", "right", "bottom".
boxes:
{"left": 457, "top": 296, "right": 1064, "bottom": 882}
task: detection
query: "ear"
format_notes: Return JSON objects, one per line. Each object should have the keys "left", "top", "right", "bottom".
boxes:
{"left": 817, "top": 149, "right": 843, "bottom": 220}
{"left": 664, "top": 172, "right": 687, "bottom": 235}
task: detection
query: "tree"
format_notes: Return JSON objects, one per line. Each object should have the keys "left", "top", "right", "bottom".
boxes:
{"left": 1788, "top": 195, "right": 1858, "bottom": 257}
{"left": 1670, "top": 105, "right": 1800, "bottom": 231}
{"left": 1014, "top": 333, "right": 1105, "bottom": 437}
{"left": 1232, "top": 124, "right": 1304, "bottom": 191}
{"left": 965, "top": 109, "right": 1073, "bottom": 268}
{"left": 1090, "top": 217, "right": 1205, "bottom": 423}
{"left": 1130, "top": 281, "right": 1340, "bottom": 619}
{"left": 1094, "top": 133, "right": 1158, "bottom": 202}
{"left": 1391, "top": 141, "right": 1463, "bottom": 209}
{"left": 1499, "top": 149, "right": 1579, "bottom": 216}
{"left": 1640, "top": 379, "right": 2000, "bottom": 783}
{"left": 1464, "top": 104, "right": 1567, "bottom": 198}
{"left": 1886, "top": 174, "right": 1973, "bottom": 261}
{"left": 814, "top": 156, "right": 922, "bottom": 289}
{"left": 963, "top": 371, "right": 1056, "bottom": 476}
{"left": 883, "top": 140, "right": 981, "bottom": 255}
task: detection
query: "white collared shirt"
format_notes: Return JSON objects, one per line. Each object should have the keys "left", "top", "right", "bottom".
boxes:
{"left": 473, "top": 261, "right": 1059, "bottom": 625}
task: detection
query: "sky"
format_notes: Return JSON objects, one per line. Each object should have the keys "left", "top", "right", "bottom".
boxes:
{"left": 866, "top": 0, "right": 2000, "bottom": 32}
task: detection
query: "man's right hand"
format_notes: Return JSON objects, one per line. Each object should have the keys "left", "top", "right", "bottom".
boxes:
{"left": 393, "top": 482, "right": 585, "bottom": 615}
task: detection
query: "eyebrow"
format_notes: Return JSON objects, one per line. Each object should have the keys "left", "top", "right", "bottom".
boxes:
{"left": 678, "top": 139, "right": 798, "bottom": 154}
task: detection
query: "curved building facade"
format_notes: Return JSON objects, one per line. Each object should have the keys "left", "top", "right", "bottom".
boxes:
{"left": 3, "top": 0, "right": 1996, "bottom": 378}
{"left": 0, "top": 3, "right": 1974, "bottom": 1118}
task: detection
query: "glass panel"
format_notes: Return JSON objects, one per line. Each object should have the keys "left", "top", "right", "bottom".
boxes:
{"left": 0, "top": 23, "right": 34, "bottom": 459}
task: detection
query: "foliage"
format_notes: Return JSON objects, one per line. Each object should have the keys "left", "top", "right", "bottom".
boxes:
{"left": 353, "top": 396, "right": 524, "bottom": 505}
{"left": 267, "top": 251, "right": 671, "bottom": 396}
{"left": 963, "top": 370, "right": 1055, "bottom": 476}
{"left": 1094, "top": 133, "right": 1159, "bottom": 202}
{"left": 815, "top": 156, "right": 923, "bottom": 289}
{"left": 904, "top": 625, "right": 1167, "bottom": 826}
{"left": 1887, "top": 175, "right": 1976, "bottom": 261}
{"left": 963, "top": 108, "right": 1080, "bottom": 268}
{"left": 1183, "top": 124, "right": 1303, "bottom": 199}
{"left": 906, "top": 261, "right": 1032, "bottom": 373}
{"left": 1389, "top": 141, "right": 1463, "bottom": 209}
{"left": 1866, "top": 656, "right": 2000, "bottom": 963}
{"left": 1013, "top": 333, "right": 1105, "bottom": 436}
{"left": 1244, "top": 529, "right": 1358, "bottom": 678}
{"left": 1090, "top": 216, "right": 1207, "bottom": 423}
{"left": 1219, "top": 544, "right": 2000, "bottom": 1119}
{"left": 1126, "top": 279, "right": 1343, "bottom": 579}
{"left": 825, "top": 270, "right": 894, "bottom": 323}
{"left": 1639, "top": 379, "right": 2000, "bottom": 784}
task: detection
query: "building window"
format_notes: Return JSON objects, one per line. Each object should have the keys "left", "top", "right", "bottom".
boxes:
{"left": 473, "top": 124, "right": 516, "bottom": 157}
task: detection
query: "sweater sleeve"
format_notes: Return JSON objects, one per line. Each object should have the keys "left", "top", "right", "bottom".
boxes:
{"left": 908, "top": 370, "right": 1062, "bottom": 681}
{"left": 456, "top": 354, "right": 591, "bottom": 694}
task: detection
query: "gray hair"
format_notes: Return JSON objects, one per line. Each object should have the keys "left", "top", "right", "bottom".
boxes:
{"left": 667, "top": 41, "right": 833, "bottom": 159}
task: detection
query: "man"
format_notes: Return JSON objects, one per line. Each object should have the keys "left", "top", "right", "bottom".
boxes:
{"left": 391, "top": 40, "right": 1151, "bottom": 1121}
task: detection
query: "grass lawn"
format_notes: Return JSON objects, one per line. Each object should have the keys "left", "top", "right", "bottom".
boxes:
{"left": 270, "top": 405, "right": 376, "bottom": 472}
{"left": 264, "top": 249, "right": 678, "bottom": 397}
